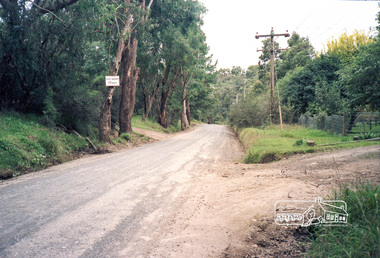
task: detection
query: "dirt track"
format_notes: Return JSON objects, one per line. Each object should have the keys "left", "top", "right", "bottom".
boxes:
{"left": 0, "top": 125, "right": 379, "bottom": 257}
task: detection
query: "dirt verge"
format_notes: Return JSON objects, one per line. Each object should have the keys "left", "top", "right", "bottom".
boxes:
{"left": 151, "top": 144, "right": 379, "bottom": 257}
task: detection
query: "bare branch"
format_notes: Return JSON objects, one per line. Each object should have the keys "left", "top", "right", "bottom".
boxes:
{"left": 41, "top": 0, "right": 81, "bottom": 14}
{"left": 147, "top": 0, "right": 154, "bottom": 10}
{"left": 31, "top": 2, "right": 68, "bottom": 27}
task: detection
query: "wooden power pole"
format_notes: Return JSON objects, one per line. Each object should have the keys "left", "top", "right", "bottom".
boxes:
{"left": 256, "top": 27, "right": 289, "bottom": 123}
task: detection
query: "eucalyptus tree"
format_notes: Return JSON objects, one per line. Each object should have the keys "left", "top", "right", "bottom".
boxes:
{"left": 277, "top": 32, "right": 314, "bottom": 79}
{"left": 136, "top": 0, "right": 208, "bottom": 128}
{"left": 98, "top": 0, "right": 154, "bottom": 141}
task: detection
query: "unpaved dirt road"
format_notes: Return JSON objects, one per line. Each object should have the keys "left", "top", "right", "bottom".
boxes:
{"left": 0, "top": 124, "right": 379, "bottom": 257}
{"left": 0, "top": 124, "right": 242, "bottom": 257}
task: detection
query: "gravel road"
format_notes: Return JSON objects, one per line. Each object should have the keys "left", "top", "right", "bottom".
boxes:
{"left": 0, "top": 124, "right": 243, "bottom": 257}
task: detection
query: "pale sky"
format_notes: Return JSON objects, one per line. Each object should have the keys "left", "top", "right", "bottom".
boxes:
{"left": 199, "top": 0, "right": 379, "bottom": 69}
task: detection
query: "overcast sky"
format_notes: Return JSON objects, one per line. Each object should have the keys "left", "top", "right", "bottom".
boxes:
{"left": 199, "top": 0, "right": 379, "bottom": 69}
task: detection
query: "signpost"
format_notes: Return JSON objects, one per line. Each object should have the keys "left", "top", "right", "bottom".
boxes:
{"left": 105, "top": 76, "right": 120, "bottom": 87}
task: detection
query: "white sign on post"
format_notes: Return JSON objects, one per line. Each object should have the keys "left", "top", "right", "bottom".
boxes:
{"left": 105, "top": 76, "right": 120, "bottom": 87}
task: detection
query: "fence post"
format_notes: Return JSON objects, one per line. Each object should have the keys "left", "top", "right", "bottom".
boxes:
{"left": 343, "top": 112, "right": 346, "bottom": 136}
{"left": 331, "top": 115, "right": 334, "bottom": 135}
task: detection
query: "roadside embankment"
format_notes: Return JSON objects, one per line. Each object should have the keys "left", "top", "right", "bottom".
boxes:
{"left": 237, "top": 124, "right": 379, "bottom": 163}
{"left": 0, "top": 112, "right": 90, "bottom": 179}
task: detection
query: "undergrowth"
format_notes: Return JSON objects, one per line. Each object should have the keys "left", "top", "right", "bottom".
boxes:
{"left": 306, "top": 181, "right": 379, "bottom": 257}
{"left": 0, "top": 112, "right": 89, "bottom": 179}
{"left": 1, "top": 113, "right": 179, "bottom": 179}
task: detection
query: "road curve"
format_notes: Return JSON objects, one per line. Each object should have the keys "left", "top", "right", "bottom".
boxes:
{"left": 0, "top": 124, "right": 241, "bottom": 257}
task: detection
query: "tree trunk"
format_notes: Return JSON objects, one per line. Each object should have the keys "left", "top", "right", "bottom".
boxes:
{"left": 186, "top": 98, "right": 191, "bottom": 125}
{"left": 156, "top": 92, "right": 161, "bottom": 125}
{"left": 158, "top": 66, "right": 179, "bottom": 128}
{"left": 98, "top": 87, "right": 115, "bottom": 142}
{"left": 98, "top": 14, "right": 133, "bottom": 142}
{"left": 141, "top": 81, "right": 147, "bottom": 121}
{"left": 181, "top": 84, "right": 189, "bottom": 131}
{"left": 181, "top": 99, "right": 189, "bottom": 130}
{"left": 159, "top": 91, "right": 170, "bottom": 128}
{"left": 119, "top": 38, "right": 139, "bottom": 135}
{"left": 142, "top": 83, "right": 160, "bottom": 121}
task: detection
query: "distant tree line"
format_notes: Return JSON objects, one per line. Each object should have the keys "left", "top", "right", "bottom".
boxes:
{"left": 210, "top": 10, "right": 380, "bottom": 128}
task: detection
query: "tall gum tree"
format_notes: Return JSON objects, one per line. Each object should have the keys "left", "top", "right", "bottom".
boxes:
{"left": 98, "top": 10, "right": 134, "bottom": 142}
{"left": 98, "top": 0, "right": 153, "bottom": 141}
{"left": 154, "top": 0, "right": 207, "bottom": 128}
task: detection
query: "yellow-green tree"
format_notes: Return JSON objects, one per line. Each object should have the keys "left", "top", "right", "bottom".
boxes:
{"left": 323, "top": 30, "right": 374, "bottom": 64}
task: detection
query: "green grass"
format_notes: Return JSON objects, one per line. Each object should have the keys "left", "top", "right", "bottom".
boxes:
{"left": 0, "top": 112, "right": 89, "bottom": 179}
{"left": 239, "top": 124, "right": 379, "bottom": 164}
{"left": 306, "top": 181, "right": 379, "bottom": 257}
{"left": 349, "top": 122, "right": 380, "bottom": 134}
{"left": 131, "top": 115, "right": 181, "bottom": 133}
{"left": 1, "top": 113, "right": 182, "bottom": 179}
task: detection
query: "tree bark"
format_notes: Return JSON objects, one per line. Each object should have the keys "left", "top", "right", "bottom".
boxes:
{"left": 98, "top": 87, "right": 116, "bottom": 142}
{"left": 159, "top": 90, "right": 169, "bottom": 128}
{"left": 142, "top": 82, "right": 160, "bottom": 121}
{"left": 186, "top": 98, "right": 191, "bottom": 125}
{"left": 158, "top": 65, "right": 179, "bottom": 128}
{"left": 181, "top": 81, "right": 189, "bottom": 130}
{"left": 179, "top": 66, "right": 193, "bottom": 130}
{"left": 142, "top": 64, "right": 170, "bottom": 121}
{"left": 181, "top": 98, "right": 189, "bottom": 130}
{"left": 119, "top": 38, "right": 139, "bottom": 135}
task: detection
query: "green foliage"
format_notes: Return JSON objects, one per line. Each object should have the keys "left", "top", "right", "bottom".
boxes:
{"left": 131, "top": 115, "right": 180, "bottom": 134}
{"left": 277, "top": 32, "right": 315, "bottom": 79}
{"left": 0, "top": 0, "right": 107, "bottom": 136}
{"left": 277, "top": 28, "right": 379, "bottom": 121}
{"left": 323, "top": 30, "right": 374, "bottom": 65}
{"left": 42, "top": 87, "right": 58, "bottom": 127}
{"left": 133, "top": 0, "right": 213, "bottom": 128}
{"left": 229, "top": 95, "right": 270, "bottom": 128}
{"left": 120, "top": 133, "right": 131, "bottom": 141}
{"left": 294, "top": 139, "right": 305, "bottom": 146}
{"left": 358, "top": 132, "right": 379, "bottom": 140}
{"left": 279, "top": 55, "right": 342, "bottom": 117}
{"left": 339, "top": 38, "right": 380, "bottom": 110}
{"left": 307, "top": 181, "right": 380, "bottom": 257}
{"left": 0, "top": 112, "right": 89, "bottom": 179}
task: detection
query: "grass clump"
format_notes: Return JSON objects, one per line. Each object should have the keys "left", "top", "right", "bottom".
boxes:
{"left": 120, "top": 133, "right": 131, "bottom": 141}
{"left": 306, "top": 181, "right": 379, "bottom": 257}
{"left": 239, "top": 124, "right": 378, "bottom": 164}
{"left": 131, "top": 115, "right": 180, "bottom": 133}
{"left": 0, "top": 112, "right": 89, "bottom": 179}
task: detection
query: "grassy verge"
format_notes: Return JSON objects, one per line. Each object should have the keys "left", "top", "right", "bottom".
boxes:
{"left": 0, "top": 113, "right": 182, "bottom": 179}
{"left": 239, "top": 124, "right": 379, "bottom": 163}
{"left": 306, "top": 181, "right": 379, "bottom": 257}
{"left": 0, "top": 112, "right": 90, "bottom": 179}
{"left": 131, "top": 115, "right": 181, "bottom": 133}
{"left": 111, "top": 131, "right": 149, "bottom": 146}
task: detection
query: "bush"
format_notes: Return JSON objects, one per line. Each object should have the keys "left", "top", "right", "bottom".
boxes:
{"left": 358, "top": 132, "right": 378, "bottom": 140}
{"left": 307, "top": 181, "right": 379, "bottom": 257}
{"left": 229, "top": 95, "right": 270, "bottom": 128}
{"left": 120, "top": 133, "right": 131, "bottom": 141}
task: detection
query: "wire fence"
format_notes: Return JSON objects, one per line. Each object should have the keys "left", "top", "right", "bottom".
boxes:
{"left": 298, "top": 112, "right": 380, "bottom": 136}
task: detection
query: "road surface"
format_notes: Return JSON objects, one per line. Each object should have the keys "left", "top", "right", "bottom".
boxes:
{"left": 0, "top": 124, "right": 242, "bottom": 257}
